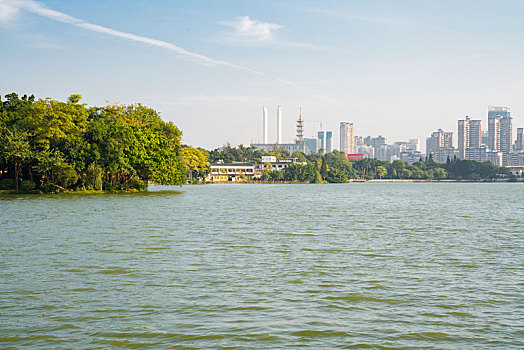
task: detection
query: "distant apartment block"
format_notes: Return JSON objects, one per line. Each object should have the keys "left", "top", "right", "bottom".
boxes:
{"left": 458, "top": 116, "right": 482, "bottom": 159}
{"left": 325, "top": 131, "right": 333, "bottom": 153}
{"left": 488, "top": 106, "right": 512, "bottom": 153}
{"left": 426, "top": 129, "right": 453, "bottom": 154}
{"left": 340, "top": 122, "right": 355, "bottom": 154}
{"left": 515, "top": 128, "right": 523, "bottom": 151}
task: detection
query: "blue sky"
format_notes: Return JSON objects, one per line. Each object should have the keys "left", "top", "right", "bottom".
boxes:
{"left": 1, "top": 0, "right": 523, "bottom": 149}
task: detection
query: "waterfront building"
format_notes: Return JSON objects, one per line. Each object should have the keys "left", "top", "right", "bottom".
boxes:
{"left": 340, "top": 122, "right": 355, "bottom": 154}
{"left": 207, "top": 162, "right": 256, "bottom": 182}
{"left": 458, "top": 116, "right": 482, "bottom": 159}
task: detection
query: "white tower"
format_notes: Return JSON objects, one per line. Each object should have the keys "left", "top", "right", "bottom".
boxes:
{"left": 277, "top": 105, "right": 283, "bottom": 144}
{"left": 263, "top": 106, "right": 268, "bottom": 144}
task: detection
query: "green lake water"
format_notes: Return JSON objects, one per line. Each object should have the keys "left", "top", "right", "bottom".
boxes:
{"left": 1, "top": 183, "right": 523, "bottom": 349}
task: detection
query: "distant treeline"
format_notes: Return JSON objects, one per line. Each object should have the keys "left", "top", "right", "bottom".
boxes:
{"left": 203, "top": 144, "right": 511, "bottom": 183}
{"left": 0, "top": 93, "right": 185, "bottom": 192}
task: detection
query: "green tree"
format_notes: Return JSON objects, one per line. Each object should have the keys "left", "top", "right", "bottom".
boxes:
{"left": 1, "top": 127, "right": 31, "bottom": 190}
{"left": 180, "top": 146, "right": 210, "bottom": 183}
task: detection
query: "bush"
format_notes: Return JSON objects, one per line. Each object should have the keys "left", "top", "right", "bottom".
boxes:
{"left": 125, "top": 176, "right": 147, "bottom": 191}
{"left": 41, "top": 183, "right": 60, "bottom": 193}
{"left": 54, "top": 163, "right": 78, "bottom": 188}
{"left": 85, "top": 163, "right": 103, "bottom": 190}
{"left": 20, "top": 180, "right": 36, "bottom": 191}
{"left": 0, "top": 179, "right": 16, "bottom": 190}
{"left": 102, "top": 181, "right": 115, "bottom": 192}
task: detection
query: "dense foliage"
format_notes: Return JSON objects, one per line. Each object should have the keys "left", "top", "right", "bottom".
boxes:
{"left": 180, "top": 146, "right": 210, "bottom": 183}
{"left": 0, "top": 93, "right": 185, "bottom": 192}
{"left": 209, "top": 145, "right": 510, "bottom": 183}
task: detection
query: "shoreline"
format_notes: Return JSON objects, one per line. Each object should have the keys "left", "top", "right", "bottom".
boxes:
{"left": 194, "top": 178, "right": 522, "bottom": 185}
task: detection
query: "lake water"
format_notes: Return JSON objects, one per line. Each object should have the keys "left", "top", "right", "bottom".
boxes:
{"left": 1, "top": 183, "right": 523, "bottom": 349}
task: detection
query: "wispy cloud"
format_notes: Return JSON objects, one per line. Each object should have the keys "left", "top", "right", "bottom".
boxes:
{"left": 1, "top": 1, "right": 336, "bottom": 105}
{"left": 221, "top": 16, "right": 282, "bottom": 42}
{"left": 216, "top": 15, "right": 324, "bottom": 50}
{"left": 0, "top": 0, "right": 21, "bottom": 25}
{"left": 1, "top": 0, "right": 265, "bottom": 75}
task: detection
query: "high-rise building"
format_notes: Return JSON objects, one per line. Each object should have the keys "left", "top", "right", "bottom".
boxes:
{"left": 326, "top": 131, "right": 333, "bottom": 153}
{"left": 499, "top": 115, "right": 513, "bottom": 153}
{"left": 340, "top": 122, "right": 355, "bottom": 154}
{"left": 318, "top": 131, "right": 325, "bottom": 153}
{"left": 426, "top": 129, "right": 454, "bottom": 162}
{"left": 515, "top": 128, "right": 523, "bottom": 152}
{"left": 481, "top": 131, "right": 489, "bottom": 146}
{"left": 370, "top": 135, "right": 387, "bottom": 149}
{"left": 488, "top": 106, "right": 512, "bottom": 153}
{"left": 458, "top": 116, "right": 482, "bottom": 159}
{"left": 426, "top": 129, "right": 453, "bottom": 156}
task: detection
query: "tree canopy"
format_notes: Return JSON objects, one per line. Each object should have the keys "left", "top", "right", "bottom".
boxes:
{"left": 0, "top": 93, "right": 185, "bottom": 192}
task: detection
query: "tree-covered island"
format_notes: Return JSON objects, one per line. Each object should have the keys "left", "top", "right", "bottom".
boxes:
{"left": 0, "top": 93, "right": 185, "bottom": 192}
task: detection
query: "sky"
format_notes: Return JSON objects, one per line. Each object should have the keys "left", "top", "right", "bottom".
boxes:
{"left": 1, "top": 0, "right": 524, "bottom": 150}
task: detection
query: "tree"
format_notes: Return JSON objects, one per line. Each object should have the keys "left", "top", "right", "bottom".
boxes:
{"left": 180, "top": 146, "right": 210, "bottom": 183}
{"left": 1, "top": 127, "right": 31, "bottom": 190}
{"left": 376, "top": 165, "right": 387, "bottom": 179}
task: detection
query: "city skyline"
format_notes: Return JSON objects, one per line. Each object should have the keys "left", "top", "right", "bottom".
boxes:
{"left": 250, "top": 104, "right": 521, "bottom": 154}
{"left": 1, "top": 0, "right": 524, "bottom": 149}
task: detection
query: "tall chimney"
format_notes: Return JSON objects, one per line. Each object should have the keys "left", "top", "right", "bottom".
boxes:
{"left": 277, "top": 105, "right": 282, "bottom": 144}
{"left": 263, "top": 106, "right": 268, "bottom": 144}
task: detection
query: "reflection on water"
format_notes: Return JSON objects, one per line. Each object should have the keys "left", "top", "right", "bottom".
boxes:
{"left": 1, "top": 183, "right": 523, "bottom": 349}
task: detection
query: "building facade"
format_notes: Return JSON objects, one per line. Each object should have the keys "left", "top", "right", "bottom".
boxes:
{"left": 458, "top": 116, "right": 482, "bottom": 159}
{"left": 515, "top": 128, "right": 523, "bottom": 152}
{"left": 325, "top": 131, "right": 333, "bottom": 153}
{"left": 426, "top": 129, "right": 453, "bottom": 157}
{"left": 339, "top": 122, "right": 355, "bottom": 154}
{"left": 317, "top": 131, "right": 325, "bottom": 153}
{"left": 488, "top": 106, "right": 512, "bottom": 153}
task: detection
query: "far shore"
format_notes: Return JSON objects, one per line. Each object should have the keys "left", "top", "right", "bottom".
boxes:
{"left": 196, "top": 178, "right": 523, "bottom": 184}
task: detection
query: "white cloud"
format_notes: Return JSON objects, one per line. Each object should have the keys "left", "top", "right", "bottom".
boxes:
{"left": 0, "top": 0, "right": 22, "bottom": 25}
{"left": 221, "top": 16, "right": 282, "bottom": 42}
{"left": 217, "top": 15, "right": 324, "bottom": 50}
